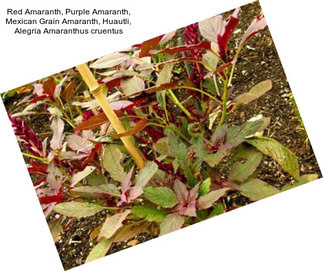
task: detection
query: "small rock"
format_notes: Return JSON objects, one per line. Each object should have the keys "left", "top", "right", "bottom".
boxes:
{"left": 127, "top": 239, "right": 139, "bottom": 247}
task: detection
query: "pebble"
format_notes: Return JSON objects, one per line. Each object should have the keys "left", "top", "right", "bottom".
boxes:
{"left": 127, "top": 239, "right": 139, "bottom": 247}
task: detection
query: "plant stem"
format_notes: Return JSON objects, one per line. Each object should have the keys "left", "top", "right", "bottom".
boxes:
{"left": 167, "top": 89, "right": 193, "bottom": 119}
{"left": 147, "top": 122, "right": 190, "bottom": 143}
{"left": 213, "top": 75, "right": 221, "bottom": 96}
{"left": 177, "top": 37, "right": 192, "bottom": 76}
{"left": 176, "top": 86, "right": 222, "bottom": 104}
{"left": 22, "top": 152, "right": 48, "bottom": 163}
{"left": 217, "top": 82, "right": 228, "bottom": 129}
{"left": 227, "top": 47, "right": 242, "bottom": 87}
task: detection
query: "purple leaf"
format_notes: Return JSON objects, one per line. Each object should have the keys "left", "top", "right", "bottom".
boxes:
{"left": 70, "top": 166, "right": 96, "bottom": 187}
{"left": 50, "top": 117, "right": 65, "bottom": 150}
{"left": 66, "top": 134, "right": 93, "bottom": 153}
{"left": 173, "top": 180, "right": 200, "bottom": 217}
{"left": 159, "top": 213, "right": 185, "bottom": 236}
{"left": 109, "top": 100, "right": 133, "bottom": 110}
{"left": 173, "top": 179, "right": 189, "bottom": 204}
{"left": 197, "top": 188, "right": 230, "bottom": 209}
{"left": 118, "top": 167, "right": 143, "bottom": 206}
{"left": 218, "top": 8, "right": 240, "bottom": 59}
{"left": 239, "top": 15, "right": 267, "bottom": 47}
{"left": 198, "top": 15, "right": 224, "bottom": 44}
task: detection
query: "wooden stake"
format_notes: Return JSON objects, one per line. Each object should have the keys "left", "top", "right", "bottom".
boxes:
{"left": 76, "top": 63, "right": 145, "bottom": 169}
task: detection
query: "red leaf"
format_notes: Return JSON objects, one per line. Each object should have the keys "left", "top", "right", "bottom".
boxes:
{"left": 145, "top": 82, "right": 178, "bottom": 93}
{"left": 62, "top": 80, "right": 76, "bottom": 102}
{"left": 112, "top": 118, "right": 148, "bottom": 139}
{"left": 239, "top": 15, "right": 267, "bottom": 47}
{"left": 28, "top": 161, "right": 48, "bottom": 176}
{"left": 33, "top": 177, "right": 47, "bottom": 187}
{"left": 218, "top": 8, "right": 240, "bottom": 59}
{"left": 43, "top": 77, "right": 56, "bottom": 99}
{"left": 82, "top": 143, "right": 102, "bottom": 167}
{"left": 125, "top": 97, "right": 150, "bottom": 110}
{"left": 152, "top": 41, "right": 211, "bottom": 55}
{"left": 30, "top": 94, "right": 49, "bottom": 104}
{"left": 139, "top": 35, "right": 163, "bottom": 57}
{"left": 39, "top": 190, "right": 62, "bottom": 204}
{"left": 105, "top": 78, "right": 121, "bottom": 90}
{"left": 75, "top": 112, "right": 109, "bottom": 131}
{"left": 155, "top": 57, "right": 202, "bottom": 67}
{"left": 204, "top": 61, "right": 235, "bottom": 78}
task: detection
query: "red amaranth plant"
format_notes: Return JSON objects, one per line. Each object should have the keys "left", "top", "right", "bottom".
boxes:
{"left": 184, "top": 23, "right": 204, "bottom": 87}
{"left": 9, "top": 115, "right": 43, "bottom": 157}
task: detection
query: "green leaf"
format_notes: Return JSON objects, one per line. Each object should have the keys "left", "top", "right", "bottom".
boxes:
{"left": 235, "top": 80, "right": 272, "bottom": 105}
{"left": 282, "top": 174, "right": 319, "bottom": 191}
{"left": 246, "top": 137, "right": 300, "bottom": 180}
{"left": 159, "top": 213, "right": 185, "bottom": 236}
{"left": 85, "top": 238, "right": 113, "bottom": 263}
{"left": 103, "top": 145, "right": 126, "bottom": 182}
{"left": 229, "top": 152, "right": 263, "bottom": 182}
{"left": 114, "top": 221, "right": 149, "bottom": 243}
{"left": 190, "top": 135, "right": 208, "bottom": 172}
{"left": 98, "top": 210, "right": 131, "bottom": 239}
{"left": 239, "top": 179, "right": 280, "bottom": 201}
{"left": 167, "top": 130, "right": 196, "bottom": 186}
{"left": 204, "top": 78, "right": 216, "bottom": 93}
{"left": 48, "top": 220, "right": 62, "bottom": 243}
{"left": 143, "top": 186, "right": 178, "bottom": 208}
{"left": 135, "top": 161, "right": 158, "bottom": 187}
{"left": 86, "top": 172, "right": 106, "bottom": 186}
{"left": 209, "top": 203, "right": 224, "bottom": 217}
{"left": 202, "top": 50, "right": 219, "bottom": 71}
{"left": 153, "top": 137, "right": 170, "bottom": 160}
{"left": 53, "top": 202, "right": 105, "bottom": 218}
{"left": 204, "top": 149, "right": 231, "bottom": 167}
{"left": 155, "top": 60, "right": 174, "bottom": 111}
{"left": 197, "top": 188, "right": 230, "bottom": 209}
{"left": 199, "top": 177, "right": 211, "bottom": 196}
{"left": 132, "top": 205, "right": 167, "bottom": 222}
{"left": 156, "top": 62, "right": 174, "bottom": 85}
{"left": 225, "top": 120, "right": 264, "bottom": 149}
{"left": 121, "top": 76, "right": 145, "bottom": 96}
{"left": 232, "top": 143, "right": 260, "bottom": 160}
{"left": 71, "top": 184, "right": 120, "bottom": 197}
{"left": 1, "top": 89, "right": 16, "bottom": 102}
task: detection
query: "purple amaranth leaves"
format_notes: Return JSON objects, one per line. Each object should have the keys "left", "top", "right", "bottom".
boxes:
{"left": 50, "top": 117, "right": 65, "bottom": 150}
{"left": 117, "top": 167, "right": 143, "bottom": 206}
{"left": 173, "top": 180, "right": 199, "bottom": 217}
{"left": 9, "top": 115, "right": 43, "bottom": 157}
{"left": 198, "top": 8, "right": 240, "bottom": 61}
{"left": 36, "top": 162, "right": 64, "bottom": 217}
{"left": 63, "top": 130, "right": 95, "bottom": 160}
{"left": 239, "top": 13, "right": 267, "bottom": 48}
{"left": 217, "top": 8, "right": 240, "bottom": 60}
{"left": 184, "top": 23, "right": 204, "bottom": 87}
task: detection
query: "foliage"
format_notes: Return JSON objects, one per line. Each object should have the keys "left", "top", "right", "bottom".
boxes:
{"left": 2, "top": 6, "right": 319, "bottom": 265}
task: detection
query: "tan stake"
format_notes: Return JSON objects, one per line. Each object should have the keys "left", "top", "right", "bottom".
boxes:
{"left": 76, "top": 63, "right": 145, "bottom": 169}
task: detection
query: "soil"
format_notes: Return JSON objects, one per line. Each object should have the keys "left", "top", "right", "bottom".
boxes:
{"left": 2, "top": 1, "right": 321, "bottom": 270}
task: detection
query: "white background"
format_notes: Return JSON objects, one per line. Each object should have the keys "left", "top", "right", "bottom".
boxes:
{"left": 0, "top": 0, "right": 322, "bottom": 270}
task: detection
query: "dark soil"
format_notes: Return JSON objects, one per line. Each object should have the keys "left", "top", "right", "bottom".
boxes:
{"left": 226, "top": 1, "right": 321, "bottom": 188}
{"left": 2, "top": 1, "right": 321, "bottom": 270}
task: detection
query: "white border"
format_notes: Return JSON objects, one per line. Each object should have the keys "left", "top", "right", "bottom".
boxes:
{"left": 0, "top": 1, "right": 322, "bottom": 271}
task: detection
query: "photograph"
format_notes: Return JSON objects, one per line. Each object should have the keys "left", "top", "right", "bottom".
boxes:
{"left": 1, "top": 1, "right": 321, "bottom": 269}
